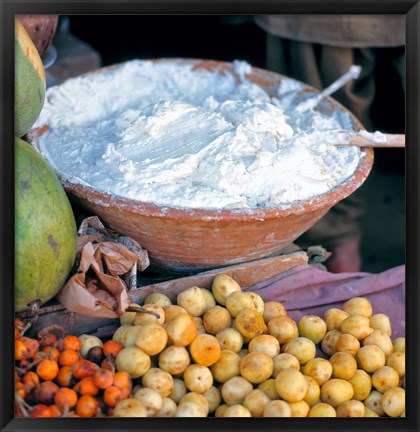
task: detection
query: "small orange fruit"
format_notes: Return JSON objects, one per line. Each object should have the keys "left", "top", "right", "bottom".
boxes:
{"left": 20, "top": 337, "right": 40, "bottom": 359}
{"left": 76, "top": 394, "right": 100, "bottom": 417}
{"left": 55, "top": 366, "right": 74, "bottom": 387}
{"left": 49, "top": 404, "right": 62, "bottom": 417}
{"left": 30, "top": 404, "right": 53, "bottom": 417}
{"left": 103, "top": 385, "right": 123, "bottom": 407}
{"left": 71, "top": 359, "right": 98, "bottom": 380}
{"left": 36, "top": 359, "right": 59, "bottom": 381}
{"left": 93, "top": 368, "right": 114, "bottom": 390}
{"left": 62, "top": 335, "right": 81, "bottom": 351}
{"left": 113, "top": 371, "right": 132, "bottom": 392}
{"left": 15, "top": 382, "right": 26, "bottom": 399}
{"left": 103, "top": 340, "right": 123, "bottom": 358}
{"left": 73, "top": 377, "right": 99, "bottom": 396}
{"left": 15, "top": 340, "right": 28, "bottom": 361}
{"left": 59, "top": 349, "right": 79, "bottom": 367}
{"left": 54, "top": 387, "right": 78, "bottom": 409}
{"left": 22, "top": 371, "right": 40, "bottom": 391}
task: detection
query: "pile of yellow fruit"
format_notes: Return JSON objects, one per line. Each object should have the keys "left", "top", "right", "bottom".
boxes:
{"left": 109, "top": 274, "right": 405, "bottom": 417}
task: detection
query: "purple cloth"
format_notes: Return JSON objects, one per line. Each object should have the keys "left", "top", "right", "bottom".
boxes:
{"left": 246, "top": 265, "right": 405, "bottom": 338}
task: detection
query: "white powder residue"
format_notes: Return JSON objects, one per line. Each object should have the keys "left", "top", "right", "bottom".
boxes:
{"left": 34, "top": 59, "right": 362, "bottom": 210}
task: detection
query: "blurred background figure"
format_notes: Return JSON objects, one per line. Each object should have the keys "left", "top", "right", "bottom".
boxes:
{"left": 255, "top": 15, "right": 405, "bottom": 272}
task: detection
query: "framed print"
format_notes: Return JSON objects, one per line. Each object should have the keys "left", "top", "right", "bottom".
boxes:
{"left": 1, "top": 1, "right": 418, "bottom": 432}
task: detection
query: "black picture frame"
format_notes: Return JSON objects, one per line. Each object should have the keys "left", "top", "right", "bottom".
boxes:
{"left": 1, "top": 1, "right": 418, "bottom": 432}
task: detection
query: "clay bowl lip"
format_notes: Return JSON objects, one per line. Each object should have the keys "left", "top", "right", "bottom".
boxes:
{"left": 28, "top": 57, "right": 374, "bottom": 223}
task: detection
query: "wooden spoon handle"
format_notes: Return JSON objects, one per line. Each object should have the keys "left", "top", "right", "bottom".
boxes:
{"left": 335, "top": 133, "right": 405, "bottom": 148}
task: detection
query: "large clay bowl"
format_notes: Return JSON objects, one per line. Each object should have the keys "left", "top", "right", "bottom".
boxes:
{"left": 28, "top": 59, "right": 374, "bottom": 272}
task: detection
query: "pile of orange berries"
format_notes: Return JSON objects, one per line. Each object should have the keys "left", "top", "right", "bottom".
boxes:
{"left": 14, "top": 319, "right": 132, "bottom": 417}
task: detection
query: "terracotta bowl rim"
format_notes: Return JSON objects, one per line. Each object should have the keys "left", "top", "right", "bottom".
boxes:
{"left": 28, "top": 58, "right": 374, "bottom": 223}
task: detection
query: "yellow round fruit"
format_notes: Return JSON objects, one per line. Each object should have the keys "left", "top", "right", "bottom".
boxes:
{"left": 144, "top": 293, "right": 172, "bottom": 308}
{"left": 158, "top": 346, "right": 190, "bottom": 375}
{"left": 289, "top": 400, "right": 310, "bottom": 417}
{"left": 234, "top": 309, "right": 265, "bottom": 339}
{"left": 203, "top": 306, "right": 232, "bottom": 335}
{"left": 263, "top": 400, "right": 291, "bottom": 417}
{"left": 364, "top": 406, "right": 380, "bottom": 417}
{"left": 189, "top": 334, "right": 221, "bottom": 366}
{"left": 133, "top": 387, "right": 163, "bottom": 416}
{"left": 203, "top": 386, "right": 222, "bottom": 414}
{"left": 135, "top": 323, "right": 168, "bottom": 355}
{"left": 274, "top": 369, "right": 308, "bottom": 403}
{"left": 193, "top": 317, "right": 206, "bottom": 335}
{"left": 308, "top": 402, "right": 336, "bottom": 417}
{"left": 113, "top": 398, "right": 147, "bottom": 417}
{"left": 115, "top": 346, "right": 151, "bottom": 378}
{"left": 343, "top": 297, "right": 373, "bottom": 318}
{"left": 210, "top": 349, "right": 241, "bottom": 383}
{"left": 364, "top": 390, "right": 384, "bottom": 416}
{"left": 257, "top": 379, "right": 279, "bottom": 400}
{"left": 349, "top": 369, "right": 372, "bottom": 401}
{"left": 155, "top": 397, "right": 177, "bottom": 417}
{"left": 214, "top": 404, "right": 229, "bottom": 417}
{"left": 179, "top": 392, "right": 209, "bottom": 416}
{"left": 336, "top": 400, "right": 365, "bottom": 417}
{"left": 225, "top": 291, "right": 256, "bottom": 317}
{"left": 215, "top": 327, "right": 243, "bottom": 352}
{"left": 320, "top": 379, "right": 354, "bottom": 407}
{"left": 372, "top": 366, "right": 400, "bottom": 393}
{"left": 272, "top": 353, "right": 300, "bottom": 377}
{"left": 363, "top": 330, "right": 393, "bottom": 357}
{"left": 248, "top": 335, "right": 280, "bottom": 358}
{"left": 283, "top": 337, "right": 316, "bottom": 365}
{"left": 263, "top": 301, "right": 286, "bottom": 324}
{"left": 119, "top": 308, "right": 137, "bottom": 326}
{"left": 119, "top": 325, "right": 144, "bottom": 348}
{"left": 242, "top": 389, "right": 271, "bottom": 417}
{"left": 392, "top": 337, "right": 405, "bottom": 353}
{"left": 223, "top": 405, "right": 252, "bottom": 417}
{"left": 330, "top": 352, "right": 357, "bottom": 380}
{"left": 240, "top": 352, "right": 273, "bottom": 384}
{"left": 386, "top": 352, "right": 405, "bottom": 378}
{"left": 168, "top": 378, "right": 187, "bottom": 403}
{"left": 303, "top": 358, "right": 333, "bottom": 386}
{"left": 324, "top": 308, "right": 350, "bottom": 331}
{"left": 268, "top": 315, "right": 298, "bottom": 344}
{"left": 175, "top": 402, "right": 207, "bottom": 417}
{"left": 183, "top": 364, "right": 213, "bottom": 394}
{"left": 340, "top": 315, "right": 371, "bottom": 340}
{"left": 177, "top": 286, "right": 206, "bottom": 317}
{"left": 381, "top": 387, "right": 405, "bottom": 417}
{"left": 369, "top": 313, "right": 392, "bottom": 336}
{"left": 211, "top": 274, "right": 241, "bottom": 306}
{"left": 221, "top": 376, "right": 253, "bottom": 406}
{"left": 165, "top": 313, "right": 197, "bottom": 347}
{"left": 303, "top": 376, "right": 321, "bottom": 407}
{"left": 142, "top": 367, "right": 174, "bottom": 398}
{"left": 113, "top": 325, "right": 132, "bottom": 343}
{"left": 336, "top": 333, "right": 360, "bottom": 356}
{"left": 298, "top": 315, "right": 327, "bottom": 344}
{"left": 201, "top": 288, "right": 216, "bottom": 312}
{"left": 357, "top": 345, "right": 386, "bottom": 373}
{"left": 163, "top": 305, "right": 188, "bottom": 323}
{"left": 134, "top": 304, "right": 165, "bottom": 326}
{"left": 321, "top": 330, "right": 342, "bottom": 356}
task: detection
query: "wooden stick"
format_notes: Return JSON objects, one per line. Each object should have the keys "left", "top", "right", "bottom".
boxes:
{"left": 334, "top": 133, "right": 405, "bottom": 148}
